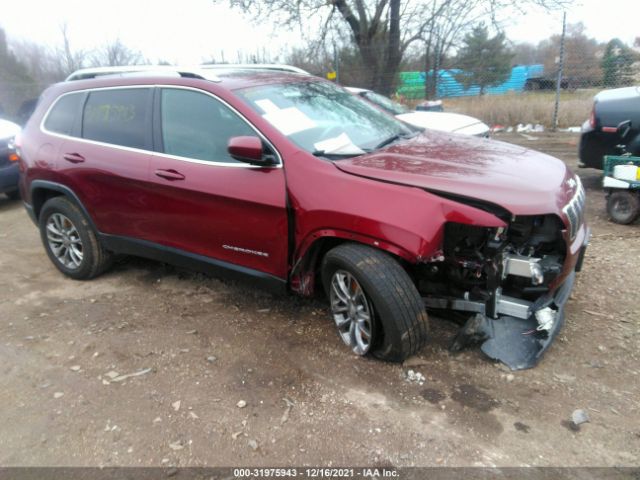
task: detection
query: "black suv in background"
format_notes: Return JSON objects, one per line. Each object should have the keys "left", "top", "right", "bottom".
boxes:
{"left": 0, "top": 118, "right": 21, "bottom": 199}
{"left": 579, "top": 86, "right": 640, "bottom": 169}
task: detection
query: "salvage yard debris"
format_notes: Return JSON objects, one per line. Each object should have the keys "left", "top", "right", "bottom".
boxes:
{"left": 571, "top": 409, "right": 591, "bottom": 430}
{"left": 405, "top": 370, "right": 426, "bottom": 385}
{"left": 107, "top": 367, "right": 153, "bottom": 383}
{"left": 281, "top": 397, "right": 294, "bottom": 425}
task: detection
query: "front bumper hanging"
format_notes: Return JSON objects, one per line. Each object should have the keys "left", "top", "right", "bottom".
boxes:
{"left": 449, "top": 270, "right": 575, "bottom": 370}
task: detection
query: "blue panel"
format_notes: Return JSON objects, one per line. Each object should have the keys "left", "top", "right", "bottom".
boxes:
{"left": 397, "top": 64, "right": 545, "bottom": 99}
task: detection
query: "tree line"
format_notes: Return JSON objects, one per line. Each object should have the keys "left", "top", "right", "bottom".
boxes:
{"left": 0, "top": 25, "right": 147, "bottom": 120}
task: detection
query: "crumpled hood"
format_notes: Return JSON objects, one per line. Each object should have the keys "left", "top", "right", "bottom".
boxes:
{"left": 334, "top": 131, "right": 575, "bottom": 217}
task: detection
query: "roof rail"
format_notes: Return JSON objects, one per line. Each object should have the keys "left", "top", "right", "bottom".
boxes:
{"left": 198, "top": 63, "right": 310, "bottom": 75}
{"left": 65, "top": 63, "right": 310, "bottom": 83}
{"left": 64, "top": 65, "right": 221, "bottom": 82}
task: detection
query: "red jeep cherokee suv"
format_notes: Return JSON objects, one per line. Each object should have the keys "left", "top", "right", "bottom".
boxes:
{"left": 17, "top": 68, "right": 589, "bottom": 369}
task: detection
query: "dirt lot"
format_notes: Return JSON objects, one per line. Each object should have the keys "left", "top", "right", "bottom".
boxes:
{"left": 0, "top": 132, "right": 638, "bottom": 467}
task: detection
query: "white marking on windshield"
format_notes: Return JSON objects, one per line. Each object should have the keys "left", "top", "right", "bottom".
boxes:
{"left": 262, "top": 107, "right": 317, "bottom": 136}
{"left": 255, "top": 99, "right": 279, "bottom": 114}
{"left": 313, "top": 133, "right": 365, "bottom": 155}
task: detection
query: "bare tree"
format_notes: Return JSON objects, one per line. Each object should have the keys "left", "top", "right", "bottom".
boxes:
{"left": 90, "top": 38, "right": 146, "bottom": 67}
{"left": 58, "top": 23, "right": 87, "bottom": 74}
{"left": 0, "top": 28, "right": 42, "bottom": 119}
{"left": 536, "top": 22, "right": 602, "bottom": 87}
{"left": 223, "top": 0, "right": 439, "bottom": 94}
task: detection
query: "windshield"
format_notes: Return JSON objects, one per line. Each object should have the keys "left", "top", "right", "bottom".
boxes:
{"left": 236, "top": 81, "right": 413, "bottom": 156}
{"left": 362, "top": 91, "right": 410, "bottom": 115}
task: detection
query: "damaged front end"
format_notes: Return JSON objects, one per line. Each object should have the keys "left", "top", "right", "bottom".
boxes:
{"left": 420, "top": 209, "right": 587, "bottom": 370}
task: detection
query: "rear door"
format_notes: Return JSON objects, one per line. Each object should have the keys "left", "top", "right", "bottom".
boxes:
{"left": 57, "top": 87, "right": 154, "bottom": 239}
{"left": 146, "top": 87, "right": 288, "bottom": 279}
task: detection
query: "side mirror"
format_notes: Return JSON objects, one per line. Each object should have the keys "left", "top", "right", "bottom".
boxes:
{"left": 228, "top": 136, "right": 268, "bottom": 165}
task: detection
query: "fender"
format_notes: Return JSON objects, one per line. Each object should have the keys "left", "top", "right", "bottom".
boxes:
{"left": 289, "top": 198, "right": 507, "bottom": 296}
{"left": 296, "top": 228, "right": 416, "bottom": 264}
{"left": 289, "top": 229, "right": 409, "bottom": 296}
{"left": 29, "top": 180, "right": 98, "bottom": 232}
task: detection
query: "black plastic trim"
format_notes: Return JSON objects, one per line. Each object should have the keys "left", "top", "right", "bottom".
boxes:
{"left": 99, "top": 233, "right": 287, "bottom": 294}
{"left": 574, "top": 228, "right": 590, "bottom": 273}
{"left": 23, "top": 201, "right": 37, "bottom": 226}
{"left": 29, "top": 180, "right": 98, "bottom": 231}
{"left": 151, "top": 86, "right": 163, "bottom": 152}
{"left": 423, "top": 189, "right": 512, "bottom": 222}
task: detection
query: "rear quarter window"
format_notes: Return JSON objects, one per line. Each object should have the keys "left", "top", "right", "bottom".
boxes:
{"left": 82, "top": 88, "right": 151, "bottom": 150}
{"left": 43, "top": 93, "right": 84, "bottom": 136}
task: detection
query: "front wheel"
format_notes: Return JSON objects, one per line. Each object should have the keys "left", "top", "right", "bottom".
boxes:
{"left": 39, "top": 196, "right": 113, "bottom": 280}
{"left": 321, "top": 243, "right": 429, "bottom": 362}
{"left": 607, "top": 191, "right": 640, "bottom": 225}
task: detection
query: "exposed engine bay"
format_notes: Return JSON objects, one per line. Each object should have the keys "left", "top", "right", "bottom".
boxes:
{"left": 419, "top": 215, "right": 578, "bottom": 370}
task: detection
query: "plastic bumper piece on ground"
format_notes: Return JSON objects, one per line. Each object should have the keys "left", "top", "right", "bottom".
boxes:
{"left": 453, "top": 270, "right": 576, "bottom": 371}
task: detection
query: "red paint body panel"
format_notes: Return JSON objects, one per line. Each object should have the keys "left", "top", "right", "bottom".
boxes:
{"left": 58, "top": 141, "right": 153, "bottom": 240}
{"left": 146, "top": 156, "right": 288, "bottom": 278}
{"left": 227, "top": 135, "right": 264, "bottom": 162}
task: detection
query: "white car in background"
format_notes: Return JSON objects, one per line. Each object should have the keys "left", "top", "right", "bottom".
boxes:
{"left": 346, "top": 87, "right": 490, "bottom": 137}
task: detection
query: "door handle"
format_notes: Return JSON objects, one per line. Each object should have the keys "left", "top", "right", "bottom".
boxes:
{"left": 63, "top": 153, "right": 85, "bottom": 163}
{"left": 154, "top": 169, "right": 185, "bottom": 181}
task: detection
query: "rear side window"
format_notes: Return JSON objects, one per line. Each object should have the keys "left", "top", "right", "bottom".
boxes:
{"left": 44, "top": 93, "right": 83, "bottom": 135}
{"left": 160, "top": 88, "right": 254, "bottom": 163}
{"left": 82, "top": 88, "right": 151, "bottom": 149}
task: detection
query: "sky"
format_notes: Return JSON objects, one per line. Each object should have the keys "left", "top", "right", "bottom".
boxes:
{"left": 506, "top": 1, "right": 639, "bottom": 46}
{"left": 1, "top": 0, "right": 638, "bottom": 65}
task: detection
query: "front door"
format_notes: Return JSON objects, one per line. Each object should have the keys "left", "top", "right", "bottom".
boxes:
{"left": 146, "top": 87, "right": 289, "bottom": 279}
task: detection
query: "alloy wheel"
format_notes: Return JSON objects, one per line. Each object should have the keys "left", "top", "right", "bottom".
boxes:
{"left": 329, "top": 270, "right": 374, "bottom": 355}
{"left": 46, "top": 213, "right": 83, "bottom": 269}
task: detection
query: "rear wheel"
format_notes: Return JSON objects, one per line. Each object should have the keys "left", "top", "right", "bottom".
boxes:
{"left": 39, "top": 197, "right": 113, "bottom": 279}
{"left": 321, "top": 243, "right": 429, "bottom": 362}
{"left": 607, "top": 191, "right": 640, "bottom": 224}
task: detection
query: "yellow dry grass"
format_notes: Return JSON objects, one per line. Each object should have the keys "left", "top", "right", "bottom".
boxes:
{"left": 407, "top": 90, "right": 598, "bottom": 129}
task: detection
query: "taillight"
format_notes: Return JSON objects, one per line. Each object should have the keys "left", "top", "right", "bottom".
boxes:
{"left": 8, "top": 153, "right": 19, "bottom": 162}
{"left": 589, "top": 105, "right": 596, "bottom": 128}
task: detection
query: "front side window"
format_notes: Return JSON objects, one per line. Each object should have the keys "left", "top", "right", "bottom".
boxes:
{"left": 160, "top": 88, "right": 254, "bottom": 163}
{"left": 236, "top": 81, "right": 414, "bottom": 157}
{"left": 44, "top": 93, "right": 84, "bottom": 136}
{"left": 82, "top": 88, "right": 151, "bottom": 149}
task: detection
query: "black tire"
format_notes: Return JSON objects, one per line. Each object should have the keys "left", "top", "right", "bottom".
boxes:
{"left": 607, "top": 191, "right": 640, "bottom": 225}
{"left": 5, "top": 189, "right": 20, "bottom": 200}
{"left": 321, "top": 243, "right": 429, "bottom": 362}
{"left": 39, "top": 196, "right": 113, "bottom": 280}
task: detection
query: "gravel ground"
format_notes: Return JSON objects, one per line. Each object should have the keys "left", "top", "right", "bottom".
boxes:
{"left": 0, "top": 132, "right": 638, "bottom": 467}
